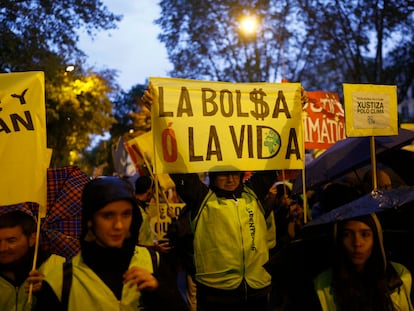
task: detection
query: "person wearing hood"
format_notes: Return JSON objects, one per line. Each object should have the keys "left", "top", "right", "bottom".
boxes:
{"left": 169, "top": 169, "right": 277, "bottom": 311}
{"left": 313, "top": 213, "right": 413, "bottom": 311}
{"left": 35, "top": 176, "right": 165, "bottom": 310}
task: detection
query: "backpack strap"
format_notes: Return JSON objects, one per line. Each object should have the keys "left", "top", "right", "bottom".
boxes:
{"left": 147, "top": 247, "right": 159, "bottom": 277}
{"left": 61, "top": 261, "right": 72, "bottom": 311}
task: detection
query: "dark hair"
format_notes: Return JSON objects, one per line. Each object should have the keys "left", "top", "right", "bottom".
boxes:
{"left": 0, "top": 211, "right": 36, "bottom": 236}
{"left": 275, "top": 183, "right": 292, "bottom": 199}
{"left": 332, "top": 214, "right": 394, "bottom": 310}
{"left": 135, "top": 175, "right": 153, "bottom": 194}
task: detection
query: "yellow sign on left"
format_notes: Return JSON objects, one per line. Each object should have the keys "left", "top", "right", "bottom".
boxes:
{"left": 0, "top": 72, "right": 48, "bottom": 213}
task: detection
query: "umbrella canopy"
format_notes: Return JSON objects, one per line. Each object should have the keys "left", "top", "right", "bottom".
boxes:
{"left": 293, "top": 128, "right": 414, "bottom": 193}
{"left": 305, "top": 185, "right": 414, "bottom": 227}
{"left": 40, "top": 166, "right": 90, "bottom": 260}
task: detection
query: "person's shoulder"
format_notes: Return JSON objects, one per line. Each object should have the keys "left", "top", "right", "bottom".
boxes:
{"left": 132, "top": 245, "right": 159, "bottom": 274}
{"left": 133, "top": 245, "right": 158, "bottom": 262}
{"left": 38, "top": 253, "right": 66, "bottom": 275}
{"left": 134, "top": 244, "right": 151, "bottom": 252}
{"left": 314, "top": 268, "right": 332, "bottom": 279}
{"left": 313, "top": 268, "right": 333, "bottom": 289}
{"left": 390, "top": 261, "right": 412, "bottom": 276}
{"left": 47, "top": 254, "right": 66, "bottom": 264}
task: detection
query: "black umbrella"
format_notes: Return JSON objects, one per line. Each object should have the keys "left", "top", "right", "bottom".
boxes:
{"left": 305, "top": 186, "right": 414, "bottom": 227}
{"left": 293, "top": 128, "right": 414, "bottom": 194}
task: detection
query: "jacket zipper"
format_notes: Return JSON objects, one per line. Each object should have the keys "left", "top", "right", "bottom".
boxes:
{"left": 233, "top": 194, "right": 248, "bottom": 301}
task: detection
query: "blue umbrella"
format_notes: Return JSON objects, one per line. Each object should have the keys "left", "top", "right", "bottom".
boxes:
{"left": 293, "top": 128, "right": 414, "bottom": 194}
{"left": 306, "top": 185, "right": 414, "bottom": 227}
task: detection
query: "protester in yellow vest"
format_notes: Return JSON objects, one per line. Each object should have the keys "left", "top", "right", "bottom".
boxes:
{"left": 35, "top": 176, "right": 167, "bottom": 310}
{"left": 142, "top": 85, "right": 277, "bottom": 310}
{"left": 314, "top": 213, "right": 413, "bottom": 311}
{"left": 169, "top": 171, "right": 277, "bottom": 311}
{"left": 0, "top": 210, "right": 65, "bottom": 311}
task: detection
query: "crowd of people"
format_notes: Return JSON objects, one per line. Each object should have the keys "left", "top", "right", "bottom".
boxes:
{"left": 1, "top": 89, "right": 413, "bottom": 310}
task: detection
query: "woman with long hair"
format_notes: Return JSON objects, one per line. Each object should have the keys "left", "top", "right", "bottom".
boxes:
{"left": 314, "top": 213, "right": 413, "bottom": 311}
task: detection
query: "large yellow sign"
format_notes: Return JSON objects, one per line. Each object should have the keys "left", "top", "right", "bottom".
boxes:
{"left": 150, "top": 78, "right": 304, "bottom": 174}
{"left": 0, "top": 72, "right": 48, "bottom": 208}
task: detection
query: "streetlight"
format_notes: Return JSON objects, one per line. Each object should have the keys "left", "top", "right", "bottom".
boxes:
{"left": 239, "top": 15, "right": 258, "bottom": 37}
{"left": 65, "top": 65, "right": 75, "bottom": 73}
{"left": 238, "top": 14, "right": 261, "bottom": 81}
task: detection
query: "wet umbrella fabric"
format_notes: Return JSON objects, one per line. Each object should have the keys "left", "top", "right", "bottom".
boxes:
{"left": 293, "top": 128, "right": 414, "bottom": 194}
{"left": 41, "top": 166, "right": 90, "bottom": 260}
{"left": 305, "top": 185, "right": 414, "bottom": 227}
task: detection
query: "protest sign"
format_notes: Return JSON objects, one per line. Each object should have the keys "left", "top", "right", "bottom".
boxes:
{"left": 150, "top": 78, "right": 304, "bottom": 174}
{"left": 125, "top": 132, "right": 176, "bottom": 191}
{"left": 343, "top": 84, "right": 398, "bottom": 137}
{"left": 148, "top": 202, "right": 186, "bottom": 242}
{"left": 304, "top": 91, "right": 345, "bottom": 149}
{"left": 0, "top": 72, "right": 48, "bottom": 209}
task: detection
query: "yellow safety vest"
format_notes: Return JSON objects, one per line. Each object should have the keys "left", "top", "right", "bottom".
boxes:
{"left": 193, "top": 188, "right": 276, "bottom": 289}
{"left": 0, "top": 254, "right": 65, "bottom": 311}
{"left": 314, "top": 262, "right": 414, "bottom": 311}
{"left": 45, "top": 245, "right": 156, "bottom": 311}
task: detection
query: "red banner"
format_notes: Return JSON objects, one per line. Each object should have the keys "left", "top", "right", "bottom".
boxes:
{"left": 303, "top": 91, "right": 345, "bottom": 149}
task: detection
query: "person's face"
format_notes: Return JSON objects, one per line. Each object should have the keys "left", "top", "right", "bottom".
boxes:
{"left": 377, "top": 171, "right": 392, "bottom": 191}
{"left": 88, "top": 200, "right": 133, "bottom": 248}
{"left": 136, "top": 188, "right": 154, "bottom": 203}
{"left": 213, "top": 173, "right": 241, "bottom": 191}
{"left": 279, "top": 194, "right": 292, "bottom": 207}
{"left": 0, "top": 226, "right": 35, "bottom": 264}
{"left": 342, "top": 220, "right": 374, "bottom": 271}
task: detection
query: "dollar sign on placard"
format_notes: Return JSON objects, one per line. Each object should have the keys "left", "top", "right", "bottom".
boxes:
{"left": 250, "top": 88, "right": 269, "bottom": 120}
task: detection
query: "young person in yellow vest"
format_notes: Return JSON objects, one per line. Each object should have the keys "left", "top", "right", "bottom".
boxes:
{"left": 0, "top": 210, "right": 65, "bottom": 311}
{"left": 313, "top": 213, "right": 413, "bottom": 311}
{"left": 36, "top": 176, "right": 188, "bottom": 310}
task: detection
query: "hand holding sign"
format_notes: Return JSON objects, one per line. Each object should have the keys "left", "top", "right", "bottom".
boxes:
{"left": 141, "top": 83, "right": 154, "bottom": 111}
